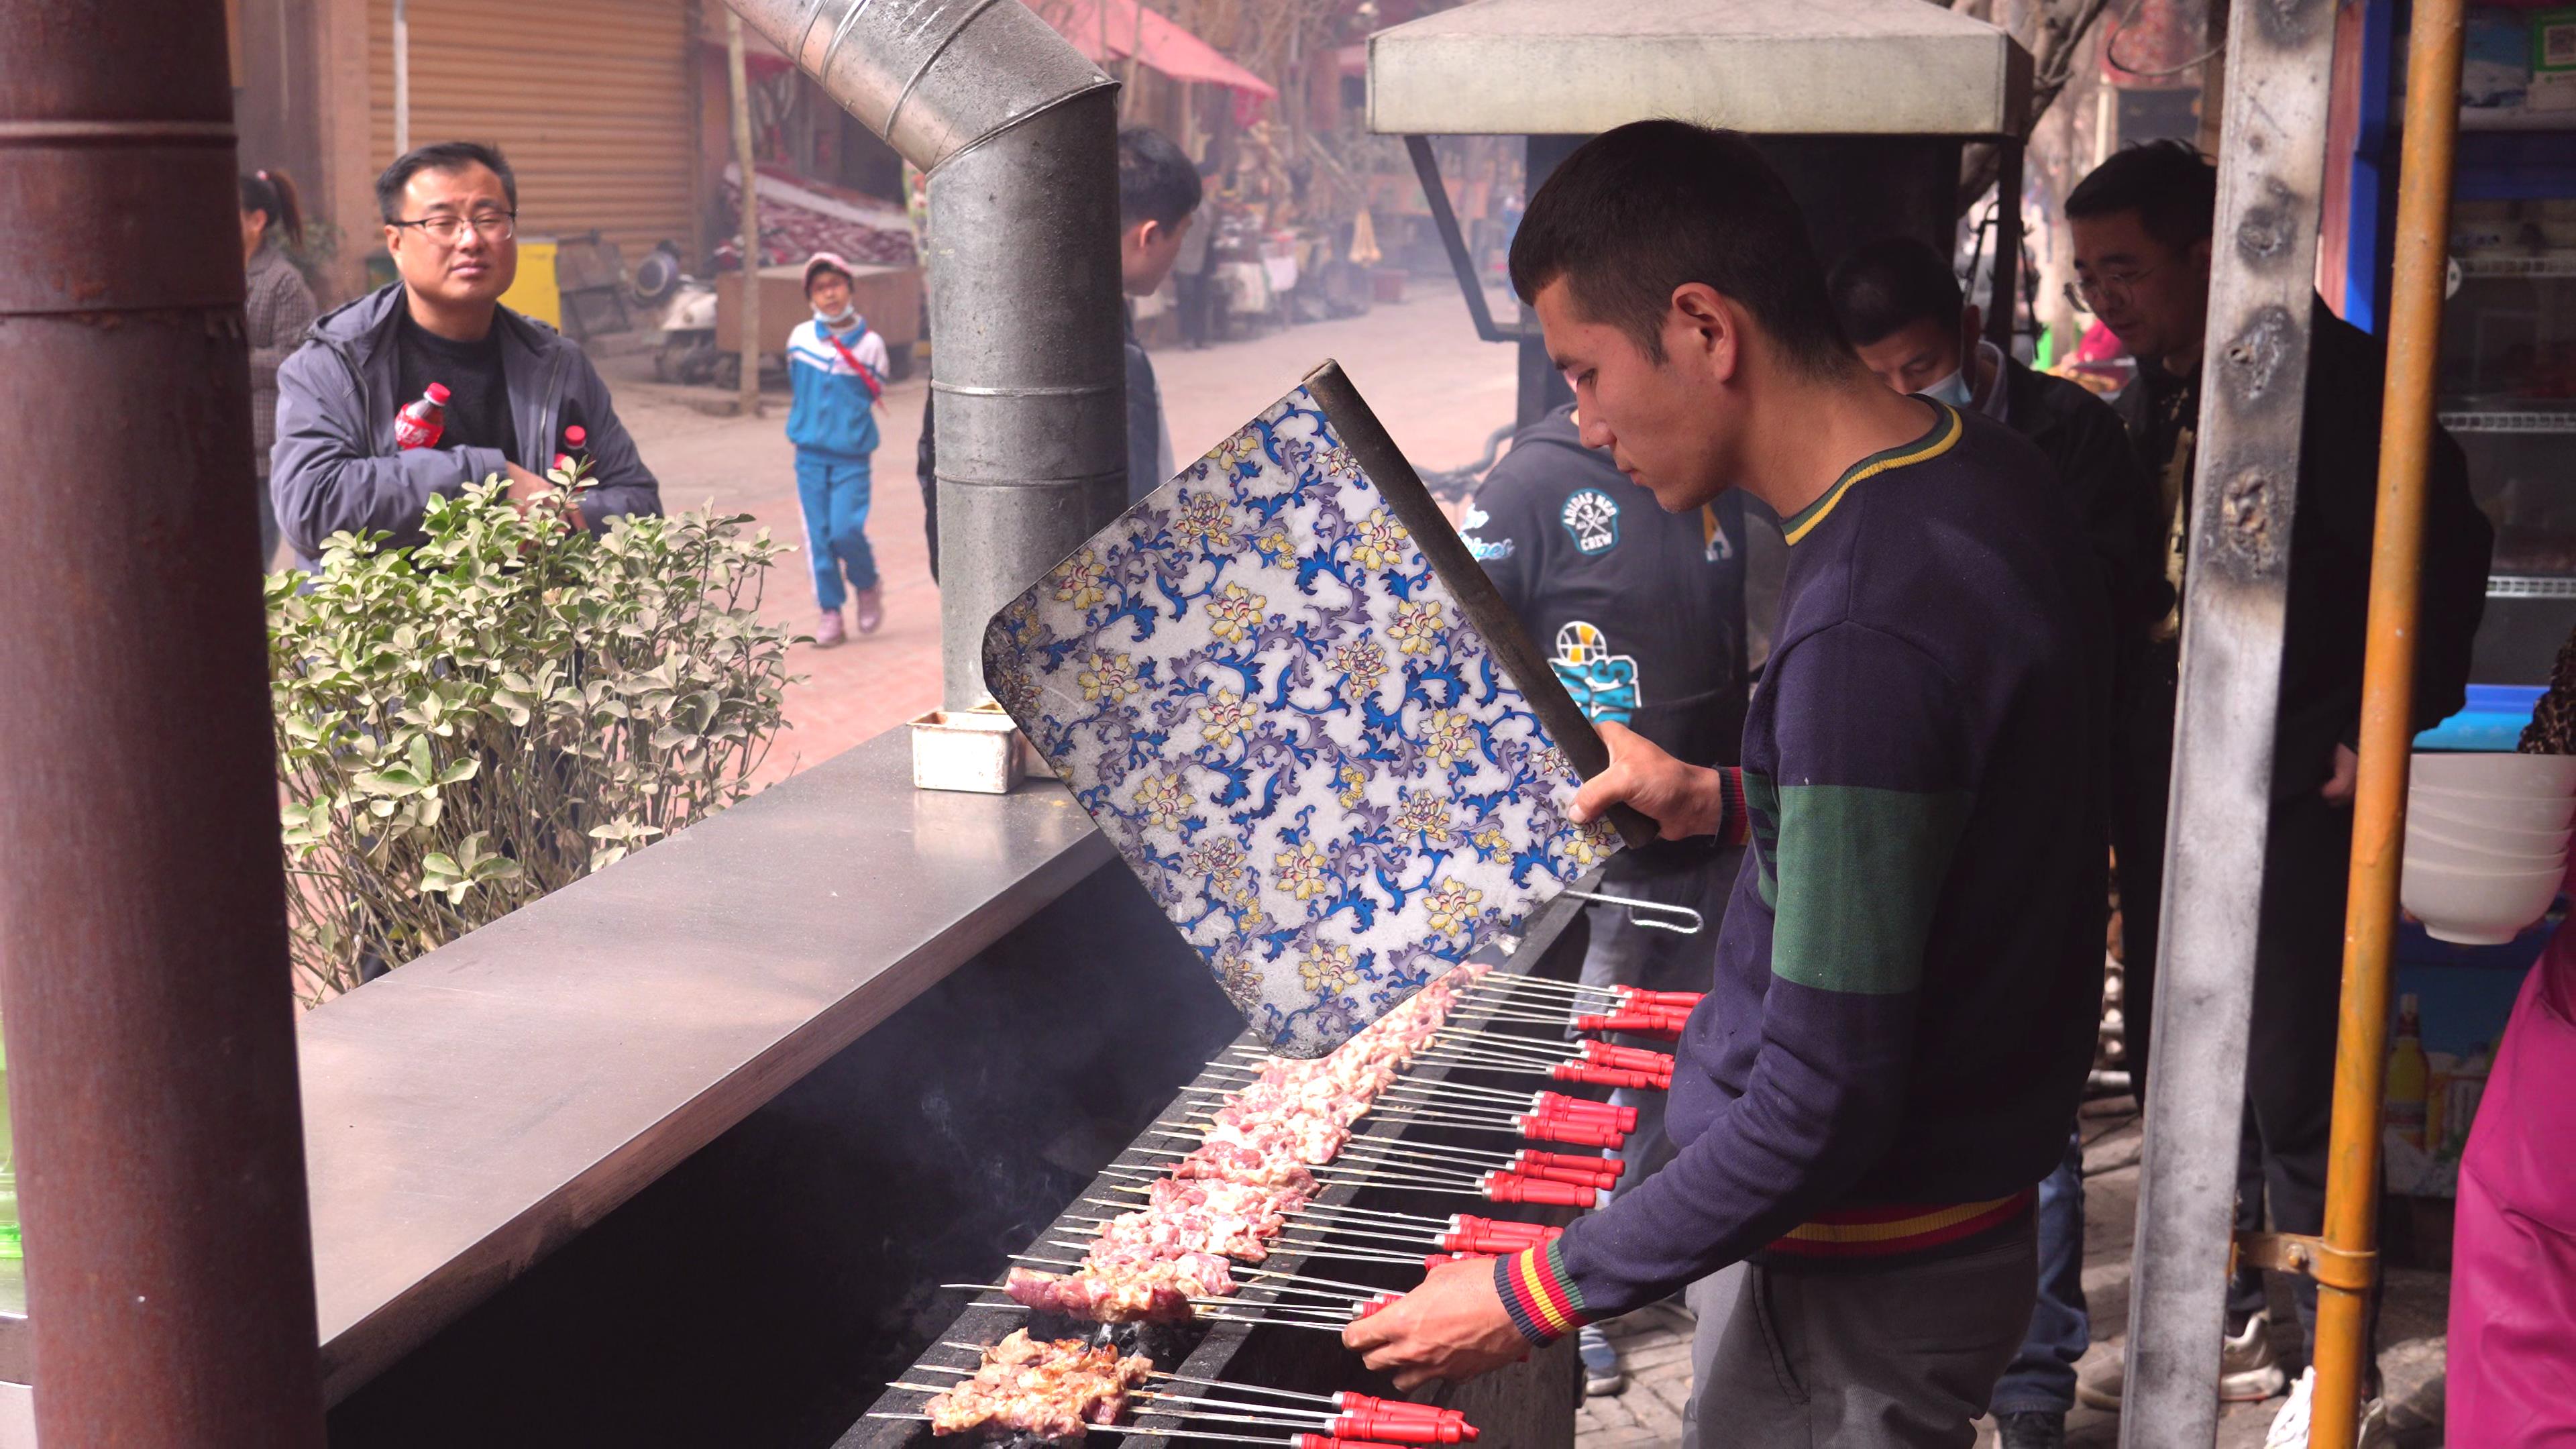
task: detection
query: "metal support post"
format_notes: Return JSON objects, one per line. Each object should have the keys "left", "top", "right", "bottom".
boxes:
{"left": 2119, "top": 0, "right": 2341, "bottom": 1439}
{"left": 0, "top": 1, "right": 327, "bottom": 1442}
{"left": 1986, "top": 137, "right": 2023, "bottom": 356}
{"left": 2310, "top": 0, "right": 2465, "bottom": 1440}
{"left": 722, "top": 0, "right": 1125, "bottom": 711}
{"left": 728, "top": 10, "right": 762, "bottom": 419}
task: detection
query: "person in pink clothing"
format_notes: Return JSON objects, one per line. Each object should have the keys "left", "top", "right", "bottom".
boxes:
{"left": 2445, "top": 851, "right": 2576, "bottom": 1444}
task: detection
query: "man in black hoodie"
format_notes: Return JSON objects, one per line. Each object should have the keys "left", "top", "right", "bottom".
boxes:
{"left": 1460, "top": 400, "right": 1749, "bottom": 1397}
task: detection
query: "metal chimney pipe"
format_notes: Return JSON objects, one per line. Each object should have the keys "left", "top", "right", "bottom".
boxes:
{"left": 0, "top": 1, "right": 327, "bottom": 1443}
{"left": 724, "top": 0, "right": 1128, "bottom": 708}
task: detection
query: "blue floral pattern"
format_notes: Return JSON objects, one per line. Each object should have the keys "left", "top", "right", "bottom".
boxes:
{"left": 983, "top": 386, "right": 1619, "bottom": 1055}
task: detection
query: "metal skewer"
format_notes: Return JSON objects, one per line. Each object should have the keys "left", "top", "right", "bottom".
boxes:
{"left": 863, "top": 1409, "right": 1373, "bottom": 1442}
{"left": 928, "top": 1346, "right": 1415, "bottom": 1415}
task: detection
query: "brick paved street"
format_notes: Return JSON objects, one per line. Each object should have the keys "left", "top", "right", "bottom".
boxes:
{"left": 607, "top": 282, "right": 1521, "bottom": 787}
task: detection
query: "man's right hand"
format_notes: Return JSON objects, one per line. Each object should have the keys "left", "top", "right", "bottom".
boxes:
{"left": 1570, "top": 720, "right": 1726, "bottom": 841}
{"left": 500, "top": 463, "right": 582, "bottom": 528}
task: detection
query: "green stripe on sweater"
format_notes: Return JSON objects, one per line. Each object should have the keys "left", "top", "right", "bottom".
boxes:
{"left": 1771, "top": 783, "right": 1971, "bottom": 994}
{"left": 1741, "top": 771, "right": 1780, "bottom": 909}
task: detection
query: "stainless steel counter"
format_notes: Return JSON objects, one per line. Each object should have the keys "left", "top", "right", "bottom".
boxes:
{"left": 0, "top": 729, "right": 1113, "bottom": 1412}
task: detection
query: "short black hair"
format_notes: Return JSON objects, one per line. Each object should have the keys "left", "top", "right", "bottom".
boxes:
{"left": 1507, "top": 120, "right": 1849, "bottom": 376}
{"left": 1118, "top": 126, "right": 1202, "bottom": 231}
{"left": 376, "top": 142, "right": 517, "bottom": 223}
{"left": 1827, "top": 237, "right": 1965, "bottom": 348}
{"left": 2065, "top": 140, "right": 2218, "bottom": 253}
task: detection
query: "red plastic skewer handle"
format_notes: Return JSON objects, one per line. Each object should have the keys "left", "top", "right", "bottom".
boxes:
{"left": 1483, "top": 1172, "right": 1597, "bottom": 1207}
{"left": 1532, "top": 1097, "right": 1625, "bottom": 1124}
{"left": 1289, "top": 1436, "right": 1421, "bottom": 1449}
{"left": 1620, "top": 989, "right": 1705, "bottom": 1008}
{"left": 1578, "top": 1040, "right": 1678, "bottom": 1073}
{"left": 1451, "top": 1213, "right": 1564, "bottom": 1240}
{"left": 1550, "top": 1062, "right": 1661, "bottom": 1090}
{"left": 1513, "top": 1114, "right": 1625, "bottom": 1148}
{"left": 1515, "top": 1149, "right": 1625, "bottom": 1180}
{"left": 1334, "top": 1395, "right": 1469, "bottom": 1424}
{"left": 1331, "top": 1409, "right": 1470, "bottom": 1443}
{"left": 1450, "top": 1216, "right": 1563, "bottom": 1248}
{"left": 1572, "top": 1012, "right": 1684, "bottom": 1038}
{"left": 1511, "top": 1159, "right": 1618, "bottom": 1189}
{"left": 1534, "top": 1093, "right": 1637, "bottom": 1130}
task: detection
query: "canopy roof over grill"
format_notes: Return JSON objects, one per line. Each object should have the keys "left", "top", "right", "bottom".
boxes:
{"left": 1366, "top": 0, "right": 2033, "bottom": 138}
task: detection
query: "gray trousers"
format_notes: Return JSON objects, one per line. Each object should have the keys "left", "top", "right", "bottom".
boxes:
{"left": 1680, "top": 1218, "right": 2038, "bottom": 1448}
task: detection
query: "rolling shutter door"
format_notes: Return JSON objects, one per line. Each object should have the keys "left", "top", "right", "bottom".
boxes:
{"left": 369, "top": 0, "right": 694, "bottom": 264}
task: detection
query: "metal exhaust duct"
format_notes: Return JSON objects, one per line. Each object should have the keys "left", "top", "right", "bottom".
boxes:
{"left": 723, "top": 0, "right": 1128, "bottom": 708}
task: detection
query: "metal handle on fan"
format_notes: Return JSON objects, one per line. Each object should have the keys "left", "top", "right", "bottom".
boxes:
{"left": 1564, "top": 888, "right": 1705, "bottom": 936}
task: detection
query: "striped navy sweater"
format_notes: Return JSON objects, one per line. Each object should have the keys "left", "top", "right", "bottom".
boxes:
{"left": 1501, "top": 400, "right": 2113, "bottom": 1341}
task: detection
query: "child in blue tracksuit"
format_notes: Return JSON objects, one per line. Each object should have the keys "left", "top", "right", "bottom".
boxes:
{"left": 786, "top": 251, "right": 889, "bottom": 646}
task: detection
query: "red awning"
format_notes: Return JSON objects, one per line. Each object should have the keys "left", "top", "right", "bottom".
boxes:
{"left": 1030, "top": 0, "right": 1279, "bottom": 99}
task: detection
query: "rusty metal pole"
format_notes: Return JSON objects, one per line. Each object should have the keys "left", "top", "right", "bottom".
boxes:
{"left": 2310, "top": 0, "right": 2465, "bottom": 1440}
{"left": 0, "top": 3, "right": 327, "bottom": 1444}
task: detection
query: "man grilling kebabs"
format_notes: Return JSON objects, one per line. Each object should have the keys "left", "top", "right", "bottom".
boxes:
{"left": 1343, "top": 122, "right": 2111, "bottom": 1449}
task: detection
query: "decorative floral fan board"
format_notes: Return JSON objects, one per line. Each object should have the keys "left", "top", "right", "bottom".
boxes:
{"left": 982, "top": 362, "right": 1642, "bottom": 1057}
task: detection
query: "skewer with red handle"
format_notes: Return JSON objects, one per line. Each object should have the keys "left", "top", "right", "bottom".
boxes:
{"left": 1406, "top": 1051, "right": 1669, "bottom": 1091}
{"left": 1093, "top": 1176, "right": 1463, "bottom": 1230}
{"left": 1122, "top": 1146, "right": 1597, "bottom": 1205}
{"left": 1456, "top": 1005, "right": 1688, "bottom": 1036}
{"left": 1463, "top": 974, "right": 1700, "bottom": 1010}
{"left": 1205, "top": 1046, "right": 1648, "bottom": 1103}
{"left": 1460, "top": 977, "right": 1704, "bottom": 1008}
{"left": 1081, "top": 1195, "right": 1561, "bottom": 1253}
{"left": 1427, "top": 1033, "right": 1678, "bottom": 1077}
{"left": 930, "top": 1345, "right": 1470, "bottom": 1427}
{"left": 869, "top": 1407, "right": 1421, "bottom": 1446}
{"left": 1360, "top": 1098, "right": 1617, "bottom": 1144}
{"left": 1198, "top": 1061, "right": 1639, "bottom": 1126}
{"left": 928, "top": 1287, "right": 1352, "bottom": 1332}
{"left": 1155, "top": 1117, "right": 1621, "bottom": 1187}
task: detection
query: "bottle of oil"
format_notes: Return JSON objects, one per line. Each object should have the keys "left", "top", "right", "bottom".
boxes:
{"left": 2385, "top": 993, "right": 2430, "bottom": 1150}
{"left": 0, "top": 1016, "right": 17, "bottom": 1260}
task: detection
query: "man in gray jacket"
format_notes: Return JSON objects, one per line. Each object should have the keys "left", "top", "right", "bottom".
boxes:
{"left": 272, "top": 141, "right": 658, "bottom": 566}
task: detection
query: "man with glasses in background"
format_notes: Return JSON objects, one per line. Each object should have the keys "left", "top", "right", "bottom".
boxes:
{"left": 2062, "top": 141, "right": 2491, "bottom": 1444}
{"left": 272, "top": 142, "right": 659, "bottom": 568}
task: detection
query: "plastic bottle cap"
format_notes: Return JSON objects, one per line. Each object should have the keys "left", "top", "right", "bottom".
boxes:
{"left": 566, "top": 425, "right": 586, "bottom": 445}
{"left": 425, "top": 382, "right": 451, "bottom": 403}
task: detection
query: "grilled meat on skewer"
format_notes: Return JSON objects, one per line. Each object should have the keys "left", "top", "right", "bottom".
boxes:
{"left": 922, "top": 1328, "right": 1155, "bottom": 1438}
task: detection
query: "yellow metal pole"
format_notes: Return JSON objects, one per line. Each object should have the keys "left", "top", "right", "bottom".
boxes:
{"left": 2312, "top": 0, "right": 2464, "bottom": 1438}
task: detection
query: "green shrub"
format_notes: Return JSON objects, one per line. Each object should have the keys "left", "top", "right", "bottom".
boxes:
{"left": 268, "top": 476, "right": 798, "bottom": 1002}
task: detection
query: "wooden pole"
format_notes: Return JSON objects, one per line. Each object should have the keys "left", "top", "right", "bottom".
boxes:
{"left": 2310, "top": 0, "right": 2463, "bottom": 1439}
{"left": 727, "top": 10, "right": 761, "bottom": 419}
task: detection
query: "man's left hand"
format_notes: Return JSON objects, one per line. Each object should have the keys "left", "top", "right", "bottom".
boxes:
{"left": 2322, "top": 743, "right": 2359, "bottom": 805}
{"left": 1340, "top": 1257, "right": 1532, "bottom": 1391}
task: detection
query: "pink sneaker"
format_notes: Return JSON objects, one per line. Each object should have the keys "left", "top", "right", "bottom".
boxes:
{"left": 815, "top": 608, "right": 847, "bottom": 649}
{"left": 853, "top": 586, "right": 884, "bottom": 636}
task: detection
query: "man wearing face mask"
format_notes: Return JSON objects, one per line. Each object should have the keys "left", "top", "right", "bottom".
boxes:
{"left": 1825, "top": 237, "right": 2163, "bottom": 1449}
{"left": 1829, "top": 237, "right": 2169, "bottom": 655}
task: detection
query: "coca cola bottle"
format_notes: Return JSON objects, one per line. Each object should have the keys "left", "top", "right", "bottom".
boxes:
{"left": 394, "top": 382, "right": 449, "bottom": 451}
{"left": 551, "top": 424, "right": 588, "bottom": 476}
